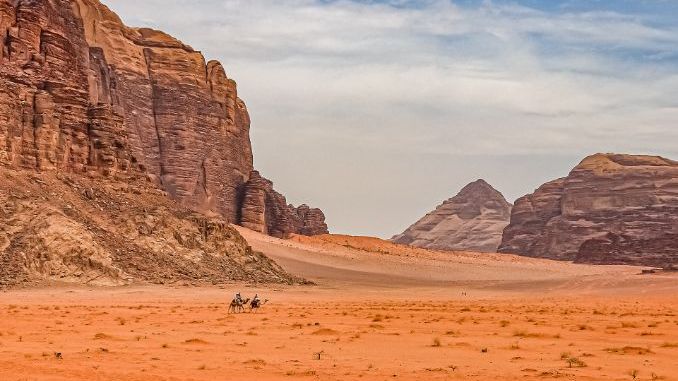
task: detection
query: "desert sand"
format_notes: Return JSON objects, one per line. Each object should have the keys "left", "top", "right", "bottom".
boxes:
{"left": 1, "top": 228, "right": 677, "bottom": 381}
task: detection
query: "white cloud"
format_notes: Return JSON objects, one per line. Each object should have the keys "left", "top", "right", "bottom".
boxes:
{"left": 104, "top": 0, "right": 678, "bottom": 237}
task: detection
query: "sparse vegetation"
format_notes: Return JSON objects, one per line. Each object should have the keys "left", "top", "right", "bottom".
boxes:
{"left": 183, "top": 338, "right": 209, "bottom": 345}
{"left": 565, "top": 356, "right": 586, "bottom": 368}
{"left": 512, "top": 330, "right": 556, "bottom": 339}
{"left": 605, "top": 346, "right": 653, "bottom": 355}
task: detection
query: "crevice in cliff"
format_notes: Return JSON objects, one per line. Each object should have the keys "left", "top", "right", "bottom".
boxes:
{"left": 38, "top": 28, "right": 47, "bottom": 69}
{"left": 142, "top": 47, "right": 165, "bottom": 185}
{"left": 5, "top": 0, "right": 20, "bottom": 62}
{"left": 235, "top": 180, "right": 246, "bottom": 226}
{"left": 30, "top": 91, "right": 40, "bottom": 169}
{"left": 2, "top": 29, "right": 9, "bottom": 61}
{"left": 193, "top": 158, "right": 209, "bottom": 202}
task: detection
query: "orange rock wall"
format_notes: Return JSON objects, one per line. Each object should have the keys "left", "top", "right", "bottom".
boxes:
{"left": 0, "top": 0, "right": 327, "bottom": 236}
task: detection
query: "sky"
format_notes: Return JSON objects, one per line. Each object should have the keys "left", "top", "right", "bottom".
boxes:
{"left": 104, "top": 0, "right": 678, "bottom": 238}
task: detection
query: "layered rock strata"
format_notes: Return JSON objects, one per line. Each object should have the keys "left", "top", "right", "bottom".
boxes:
{"left": 0, "top": 0, "right": 326, "bottom": 237}
{"left": 240, "top": 171, "right": 328, "bottom": 238}
{"left": 499, "top": 154, "right": 678, "bottom": 267}
{"left": 392, "top": 180, "right": 512, "bottom": 252}
{"left": 0, "top": 167, "right": 295, "bottom": 288}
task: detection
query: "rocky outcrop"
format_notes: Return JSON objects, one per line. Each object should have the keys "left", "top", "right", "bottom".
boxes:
{"left": 293, "top": 204, "right": 329, "bottom": 236}
{"left": 499, "top": 154, "right": 678, "bottom": 267}
{"left": 0, "top": 0, "right": 132, "bottom": 176}
{"left": 240, "top": 171, "right": 329, "bottom": 238}
{"left": 0, "top": 167, "right": 295, "bottom": 288}
{"left": 0, "top": 0, "right": 326, "bottom": 236}
{"left": 391, "top": 180, "right": 512, "bottom": 252}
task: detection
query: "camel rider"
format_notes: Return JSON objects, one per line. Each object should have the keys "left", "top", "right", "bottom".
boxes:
{"left": 235, "top": 292, "right": 243, "bottom": 304}
{"left": 252, "top": 294, "right": 260, "bottom": 307}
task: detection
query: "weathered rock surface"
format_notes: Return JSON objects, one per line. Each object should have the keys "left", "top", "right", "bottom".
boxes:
{"left": 391, "top": 180, "right": 512, "bottom": 252}
{"left": 499, "top": 154, "right": 678, "bottom": 267}
{"left": 240, "top": 171, "right": 329, "bottom": 238}
{"left": 0, "top": 167, "right": 295, "bottom": 288}
{"left": 293, "top": 204, "right": 329, "bottom": 236}
{"left": 0, "top": 0, "right": 326, "bottom": 236}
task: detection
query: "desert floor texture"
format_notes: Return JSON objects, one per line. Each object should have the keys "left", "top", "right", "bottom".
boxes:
{"left": 1, "top": 228, "right": 677, "bottom": 381}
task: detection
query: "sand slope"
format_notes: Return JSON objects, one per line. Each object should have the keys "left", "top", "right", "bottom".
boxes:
{"left": 237, "top": 227, "right": 677, "bottom": 296}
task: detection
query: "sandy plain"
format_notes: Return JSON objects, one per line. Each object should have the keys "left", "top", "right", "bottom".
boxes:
{"left": 1, "top": 227, "right": 677, "bottom": 381}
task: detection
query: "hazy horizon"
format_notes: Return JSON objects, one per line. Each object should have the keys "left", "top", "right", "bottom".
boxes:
{"left": 105, "top": 0, "right": 678, "bottom": 238}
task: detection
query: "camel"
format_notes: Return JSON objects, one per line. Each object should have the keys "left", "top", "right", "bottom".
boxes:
{"left": 228, "top": 297, "right": 250, "bottom": 314}
{"left": 249, "top": 298, "right": 269, "bottom": 313}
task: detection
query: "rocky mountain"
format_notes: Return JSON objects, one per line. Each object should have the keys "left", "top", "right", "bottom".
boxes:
{"left": 499, "top": 153, "right": 678, "bottom": 267}
{"left": 391, "top": 180, "right": 512, "bottom": 252}
{"left": 0, "top": 166, "right": 296, "bottom": 288}
{"left": 0, "top": 0, "right": 327, "bottom": 239}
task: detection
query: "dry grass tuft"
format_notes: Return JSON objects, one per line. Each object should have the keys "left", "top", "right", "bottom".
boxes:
{"left": 311, "top": 328, "right": 340, "bottom": 335}
{"left": 604, "top": 346, "right": 653, "bottom": 355}
{"left": 183, "top": 338, "right": 209, "bottom": 345}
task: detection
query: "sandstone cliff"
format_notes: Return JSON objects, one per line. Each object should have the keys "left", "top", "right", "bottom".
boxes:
{"left": 392, "top": 180, "right": 512, "bottom": 252}
{"left": 0, "top": 0, "right": 326, "bottom": 237}
{"left": 240, "top": 171, "right": 328, "bottom": 238}
{"left": 499, "top": 154, "right": 678, "bottom": 267}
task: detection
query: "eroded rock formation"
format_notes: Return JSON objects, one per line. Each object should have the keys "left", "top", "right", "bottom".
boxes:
{"left": 240, "top": 171, "right": 328, "bottom": 238}
{"left": 499, "top": 154, "right": 678, "bottom": 267}
{"left": 0, "top": 167, "right": 295, "bottom": 288}
{"left": 391, "top": 180, "right": 512, "bottom": 252}
{"left": 0, "top": 0, "right": 326, "bottom": 236}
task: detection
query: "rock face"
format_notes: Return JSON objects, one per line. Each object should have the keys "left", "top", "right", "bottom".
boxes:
{"left": 0, "top": 0, "right": 326, "bottom": 236}
{"left": 240, "top": 171, "right": 328, "bottom": 238}
{"left": 0, "top": 167, "right": 295, "bottom": 288}
{"left": 391, "top": 180, "right": 512, "bottom": 252}
{"left": 499, "top": 154, "right": 678, "bottom": 267}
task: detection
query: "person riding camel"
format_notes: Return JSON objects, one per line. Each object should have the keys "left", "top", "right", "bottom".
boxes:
{"left": 235, "top": 292, "right": 243, "bottom": 305}
{"left": 251, "top": 293, "right": 260, "bottom": 308}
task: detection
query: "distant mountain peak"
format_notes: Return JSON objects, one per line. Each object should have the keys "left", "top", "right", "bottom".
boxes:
{"left": 456, "top": 179, "right": 507, "bottom": 201}
{"left": 392, "top": 180, "right": 512, "bottom": 253}
{"left": 463, "top": 178, "right": 491, "bottom": 189}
